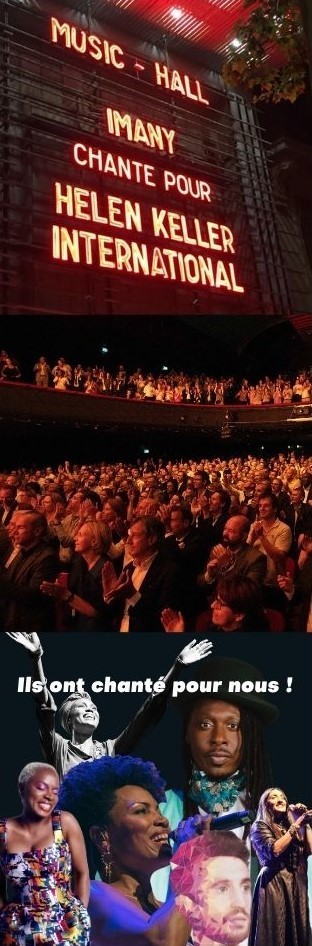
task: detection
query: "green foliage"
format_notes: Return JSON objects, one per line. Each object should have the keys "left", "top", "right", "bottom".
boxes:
{"left": 222, "top": 0, "right": 307, "bottom": 103}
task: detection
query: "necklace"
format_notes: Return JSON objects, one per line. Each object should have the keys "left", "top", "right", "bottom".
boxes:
{"left": 188, "top": 767, "right": 246, "bottom": 814}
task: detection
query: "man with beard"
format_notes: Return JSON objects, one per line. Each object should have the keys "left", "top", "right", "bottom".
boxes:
{"left": 198, "top": 516, "right": 266, "bottom": 592}
{"left": 171, "top": 831, "right": 251, "bottom": 946}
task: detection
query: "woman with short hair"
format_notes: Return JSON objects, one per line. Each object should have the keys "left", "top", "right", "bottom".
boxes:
{"left": 0, "top": 761, "right": 90, "bottom": 944}
{"left": 41, "top": 520, "right": 113, "bottom": 630}
{"left": 162, "top": 575, "right": 269, "bottom": 633}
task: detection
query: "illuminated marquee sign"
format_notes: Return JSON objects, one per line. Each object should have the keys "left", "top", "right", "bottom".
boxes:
{"left": 49, "top": 17, "right": 245, "bottom": 295}
{"left": 51, "top": 18, "right": 209, "bottom": 106}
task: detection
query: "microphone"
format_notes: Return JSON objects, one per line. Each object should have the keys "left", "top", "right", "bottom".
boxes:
{"left": 169, "top": 809, "right": 255, "bottom": 843}
{"left": 209, "top": 809, "right": 255, "bottom": 831}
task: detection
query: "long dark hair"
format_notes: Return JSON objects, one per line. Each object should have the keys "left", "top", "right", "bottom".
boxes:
{"left": 253, "top": 786, "right": 290, "bottom": 838}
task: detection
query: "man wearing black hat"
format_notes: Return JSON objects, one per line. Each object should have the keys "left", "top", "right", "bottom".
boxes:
{"left": 6, "top": 631, "right": 212, "bottom": 780}
{"left": 152, "top": 657, "right": 278, "bottom": 902}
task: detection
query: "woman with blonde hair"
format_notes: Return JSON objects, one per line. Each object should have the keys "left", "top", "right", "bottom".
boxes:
{"left": 41, "top": 520, "right": 113, "bottom": 630}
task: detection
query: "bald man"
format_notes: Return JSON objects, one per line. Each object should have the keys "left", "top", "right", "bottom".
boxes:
{"left": 199, "top": 516, "right": 267, "bottom": 591}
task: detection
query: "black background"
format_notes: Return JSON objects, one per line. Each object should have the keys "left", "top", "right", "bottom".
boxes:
{"left": 1, "top": 631, "right": 311, "bottom": 814}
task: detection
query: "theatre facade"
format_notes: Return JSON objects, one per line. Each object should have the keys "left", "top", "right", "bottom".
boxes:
{"left": 0, "top": 0, "right": 303, "bottom": 315}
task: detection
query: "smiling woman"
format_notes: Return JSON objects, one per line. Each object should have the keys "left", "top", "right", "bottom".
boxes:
{"left": 0, "top": 762, "right": 90, "bottom": 945}
{"left": 59, "top": 755, "right": 192, "bottom": 946}
{"left": 248, "top": 787, "right": 312, "bottom": 946}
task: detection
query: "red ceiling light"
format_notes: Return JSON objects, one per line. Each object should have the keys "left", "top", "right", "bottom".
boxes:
{"left": 104, "top": 0, "right": 256, "bottom": 58}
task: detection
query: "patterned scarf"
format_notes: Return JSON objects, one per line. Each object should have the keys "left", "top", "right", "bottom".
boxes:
{"left": 188, "top": 767, "right": 246, "bottom": 814}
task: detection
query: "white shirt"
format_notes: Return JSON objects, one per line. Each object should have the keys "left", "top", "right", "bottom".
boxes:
{"left": 119, "top": 552, "right": 158, "bottom": 632}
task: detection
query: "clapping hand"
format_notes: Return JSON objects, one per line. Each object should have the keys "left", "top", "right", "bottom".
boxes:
{"left": 102, "top": 562, "right": 134, "bottom": 603}
{"left": 161, "top": 609, "right": 185, "bottom": 633}
{"left": 277, "top": 575, "right": 294, "bottom": 595}
{"left": 208, "top": 544, "right": 232, "bottom": 574}
{"left": 299, "top": 535, "right": 312, "bottom": 555}
{"left": 250, "top": 520, "right": 263, "bottom": 539}
{"left": 101, "top": 561, "right": 117, "bottom": 598}
{"left": 211, "top": 544, "right": 232, "bottom": 565}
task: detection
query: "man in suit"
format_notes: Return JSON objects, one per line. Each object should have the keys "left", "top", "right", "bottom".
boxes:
{"left": 301, "top": 471, "right": 312, "bottom": 505}
{"left": 165, "top": 503, "right": 208, "bottom": 619}
{"left": 198, "top": 515, "right": 267, "bottom": 592}
{"left": 0, "top": 484, "right": 17, "bottom": 525}
{"left": 104, "top": 515, "right": 182, "bottom": 632}
{"left": 284, "top": 480, "right": 312, "bottom": 554}
{"left": 271, "top": 476, "right": 291, "bottom": 518}
{"left": 278, "top": 532, "right": 312, "bottom": 631}
{"left": 197, "top": 488, "right": 232, "bottom": 551}
{"left": 0, "top": 510, "right": 59, "bottom": 631}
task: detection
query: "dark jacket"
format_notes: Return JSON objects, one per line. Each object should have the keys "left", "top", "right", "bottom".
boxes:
{"left": 118, "top": 551, "right": 182, "bottom": 633}
{"left": 289, "top": 556, "right": 312, "bottom": 631}
{"left": 165, "top": 529, "right": 208, "bottom": 617}
{"left": 0, "top": 541, "right": 59, "bottom": 632}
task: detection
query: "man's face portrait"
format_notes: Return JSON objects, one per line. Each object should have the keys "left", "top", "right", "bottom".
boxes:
{"left": 186, "top": 699, "right": 243, "bottom": 778}
{"left": 193, "top": 855, "right": 251, "bottom": 945}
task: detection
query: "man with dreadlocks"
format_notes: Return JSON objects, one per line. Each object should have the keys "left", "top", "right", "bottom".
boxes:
{"left": 152, "top": 657, "right": 278, "bottom": 902}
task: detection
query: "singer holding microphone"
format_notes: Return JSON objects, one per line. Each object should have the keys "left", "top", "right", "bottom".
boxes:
{"left": 58, "top": 754, "right": 197, "bottom": 946}
{"left": 248, "top": 787, "right": 312, "bottom": 946}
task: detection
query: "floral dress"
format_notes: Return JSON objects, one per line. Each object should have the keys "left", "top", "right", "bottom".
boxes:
{"left": 0, "top": 812, "right": 90, "bottom": 945}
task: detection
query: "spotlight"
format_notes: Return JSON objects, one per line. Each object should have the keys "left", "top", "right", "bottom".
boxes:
{"left": 101, "top": 346, "right": 109, "bottom": 354}
{"left": 171, "top": 7, "right": 183, "bottom": 18}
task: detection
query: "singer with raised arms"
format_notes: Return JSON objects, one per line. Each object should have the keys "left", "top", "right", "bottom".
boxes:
{"left": 6, "top": 633, "right": 212, "bottom": 780}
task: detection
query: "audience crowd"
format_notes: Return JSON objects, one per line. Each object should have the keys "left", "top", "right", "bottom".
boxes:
{"left": 1, "top": 350, "right": 312, "bottom": 405}
{"left": 1, "top": 452, "right": 312, "bottom": 634}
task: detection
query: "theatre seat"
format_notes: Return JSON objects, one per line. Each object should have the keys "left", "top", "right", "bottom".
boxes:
{"left": 263, "top": 608, "right": 285, "bottom": 632}
{"left": 285, "top": 557, "right": 295, "bottom": 578}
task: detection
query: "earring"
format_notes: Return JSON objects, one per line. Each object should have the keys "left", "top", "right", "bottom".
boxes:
{"left": 100, "top": 839, "right": 112, "bottom": 883}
